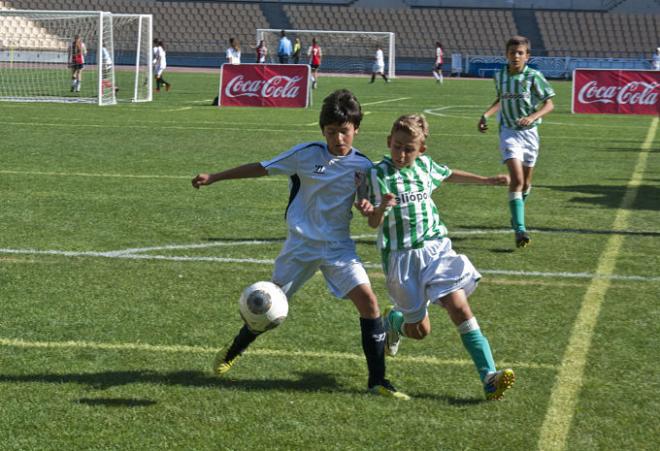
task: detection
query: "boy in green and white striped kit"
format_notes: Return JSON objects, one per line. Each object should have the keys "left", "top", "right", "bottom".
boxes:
{"left": 356, "top": 114, "right": 515, "bottom": 400}
{"left": 478, "top": 35, "right": 555, "bottom": 248}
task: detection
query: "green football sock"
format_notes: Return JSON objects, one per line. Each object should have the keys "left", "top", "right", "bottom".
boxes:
{"left": 460, "top": 329, "right": 496, "bottom": 382}
{"left": 509, "top": 193, "right": 525, "bottom": 232}
{"left": 388, "top": 309, "right": 405, "bottom": 336}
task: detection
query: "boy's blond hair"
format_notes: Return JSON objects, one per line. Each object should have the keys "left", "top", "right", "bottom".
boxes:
{"left": 390, "top": 114, "right": 429, "bottom": 142}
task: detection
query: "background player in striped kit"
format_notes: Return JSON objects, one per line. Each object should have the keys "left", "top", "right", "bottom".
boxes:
{"left": 356, "top": 113, "right": 515, "bottom": 400}
{"left": 192, "top": 89, "right": 409, "bottom": 400}
{"left": 478, "top": 35, "right": 555, "bottom": 248}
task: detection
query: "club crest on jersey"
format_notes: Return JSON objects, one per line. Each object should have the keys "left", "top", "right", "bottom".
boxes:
{"left": 313, "top": 165, "right": 326, "bottom": 174}
{"left": 395, "top": 190, "right": 429, "bottom": 205}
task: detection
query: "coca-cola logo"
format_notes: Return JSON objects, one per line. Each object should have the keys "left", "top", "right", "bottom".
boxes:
{"left": 577, "top": 80, "right": 658, "bottom": 105}
{"left": 225, "top": 75, "right": 302, "bottom": 99}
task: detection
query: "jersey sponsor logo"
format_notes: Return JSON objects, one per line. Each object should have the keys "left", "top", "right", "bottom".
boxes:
{"left": 501, "top": 92, "right": 531, "bottom": 100}
{"left": 224, "top": 74, "right": 303, "bottom": 99}
{"left": 395, "top": 190, "right": 429, "bottom": 206}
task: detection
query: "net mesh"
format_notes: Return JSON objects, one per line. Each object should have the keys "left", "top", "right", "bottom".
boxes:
{"left": 0, "top": 10, "right": 151, "bottom": 105}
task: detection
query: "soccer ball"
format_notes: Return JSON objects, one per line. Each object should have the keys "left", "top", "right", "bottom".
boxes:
{"left": 238, "top": 281, "right": 288, "bottom": 333}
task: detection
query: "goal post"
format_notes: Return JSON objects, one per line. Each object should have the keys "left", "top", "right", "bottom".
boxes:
{"left": 0, "top": 9, "right": 152, "bottom": 105}
{"left": 256, "top": 28, "right": 395, "bottom": 79}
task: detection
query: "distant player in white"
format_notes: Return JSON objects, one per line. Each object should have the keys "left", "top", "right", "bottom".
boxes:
{"left": 433, "top": 41, "right": 444, "bottom": 84}
{"left": 152, "top": 39, "right": 171, "bottom": 92}
{"left": 226, "top": 37, "right": 241, "bottom": 65}
{"left": 192, "top": 89, "right": 409, "bottom": 400}
{"left": 369, "top": 46, "right": 389, "bottom": 83}
{"left": 653, "top": 47, "right": 660, "bottom": 70}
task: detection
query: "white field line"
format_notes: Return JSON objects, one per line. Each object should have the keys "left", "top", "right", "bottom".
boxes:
{"left": 537, "top": 116, "right": 658, "bottom": 451}
{"left": 0, "top": 337, "right": 555, "bottom": 371}
{"left": 0, "top": 170, "right": 286, "bottom": 182}
{"left": 362, "top": 97, "right": 411, "bottom": 106}
{"left": 1, "top": 245, "right": 659, "bottom": 283}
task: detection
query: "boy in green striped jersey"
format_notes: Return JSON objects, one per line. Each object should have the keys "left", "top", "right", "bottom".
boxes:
{"left": 478, "top": 35, "right": 555, "bottom": 248}
{"left": 356, "top": 114, "right": 515, "bottom": 400}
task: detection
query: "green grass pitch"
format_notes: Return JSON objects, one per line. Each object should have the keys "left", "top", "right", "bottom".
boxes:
{"left": 1, "top": 71, "right": 658, "bottom": 450}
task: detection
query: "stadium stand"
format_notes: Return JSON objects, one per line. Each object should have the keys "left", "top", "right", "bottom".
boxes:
{"left": 1, "top": 0, "right": 657, "bottom": 70}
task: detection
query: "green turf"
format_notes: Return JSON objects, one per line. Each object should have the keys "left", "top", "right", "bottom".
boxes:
{"left": 1, "top": 72, "right": 658, "bottom": 450}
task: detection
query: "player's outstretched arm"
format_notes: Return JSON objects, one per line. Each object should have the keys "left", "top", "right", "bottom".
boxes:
{"left": 357, "top": 193, "right": 396, "bottom": 228}
{"left": 192, "top": 162, "right": 267, "bottom": 189}
{"left": 447, "top": 169, "right": 509, "bottom": 186}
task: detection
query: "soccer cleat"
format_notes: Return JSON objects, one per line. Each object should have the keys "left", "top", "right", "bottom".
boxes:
{"left": 212, "top": 345, "right": 240, "bottom": 376}
{"left": 515, "top": 230, "right": 531, "bottom": 248}
{"left": 166, "top": 83, "right": 171, "bottom": 92}
{"left": 383, "top": 307, "right": 401, "bottom": 357}
{"left": 369, "top": 379, "right": 410, "bottom": 400}
{"left": 484, "top": 368, "right": 515, "bottom": 400}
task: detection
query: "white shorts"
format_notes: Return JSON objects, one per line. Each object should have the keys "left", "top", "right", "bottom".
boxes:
{"left": 499, "top": 126, "right": 540, "bottom": 167}
{"left": 372, "top": 63, "right": 384, "bottom": 74}
{"left": 155, "top": 65, "right": 166, "bottom": 78}
{"left": 271, "top": 232, "right": 371, "bottom": 300}
{"left": 385, "top": 238, "right": 481, "bottom": 324}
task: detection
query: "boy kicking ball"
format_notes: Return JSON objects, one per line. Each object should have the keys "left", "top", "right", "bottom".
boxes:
{"left": 356, "top": 113, "right": 515, "bottom": 400}
{"left": 478, "top": 35, "right": 555, "bottom": 248}
{"left": 192, "top": 89, "right": 408, "bottom": 400}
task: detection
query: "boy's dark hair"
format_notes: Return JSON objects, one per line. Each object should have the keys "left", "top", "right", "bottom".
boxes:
{"left": 319, "top": 89, "right": 363, "bottom": 129}
{"left": 506, "top": 35, "right": 531, "bottom": 54}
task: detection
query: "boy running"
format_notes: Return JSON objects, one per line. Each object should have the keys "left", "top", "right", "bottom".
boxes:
{"left": 478, "top": 35, "right": 555, "bottom": 248}
{"left": 192, "top": 89, "right": 409, "bottom": 400}
{"left": 356, "top": 113, "right": 515, "bottom": 400}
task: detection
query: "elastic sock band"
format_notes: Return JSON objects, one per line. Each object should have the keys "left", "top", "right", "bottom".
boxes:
{"left": 457, "top": 317, "right": 480, "bottom": 335}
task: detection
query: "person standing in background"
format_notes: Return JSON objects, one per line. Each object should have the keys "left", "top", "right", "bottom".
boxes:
{"left": 226, "top": 37, "right": 241, "bottom": 65}
{"left": 307, "top": 37, "right": 322, "bottom": 89}
{"left": 433, "top": 41, "right": 444, "bottom": 84}
{"left": 278, "top": 30, "right": 292, "bottom": 64}
{"left": 153, "top": 39, "right": 171, "bottom": 92}
{"left": 370, "top": 46, "right": 389, "bottom": 83}
{"left": 256, "top": 40, "right": 268, "bottom": 63}
{"left": 292, "top": 37, "right": 302, "bottom": 64}
{"left": 653, "top": 47, "right": 660, "bottom": 70}
{"left": 68, "top": 34, "right": 86, "bottom": 93}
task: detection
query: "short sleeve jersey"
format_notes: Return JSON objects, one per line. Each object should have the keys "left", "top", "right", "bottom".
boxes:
{"left": 261, "top": 142, "right": 373, "bottom": 242}
{"left": 366, "top": 154, "right": 452, "bottom": 257}
{"left": 435, "top": 46, "right": 443, "bottom": 65}
{"left": 226, "top": 47, "right": 241, "bottom": 64}
{"left": 495, "top": 65, "right": 555, "bottom": 130}
{"left": 375, "top": 49, "right": 384, "bottom": 66}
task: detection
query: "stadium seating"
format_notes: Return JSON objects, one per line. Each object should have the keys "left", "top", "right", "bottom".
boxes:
{"left": 1, "top": 0, "right": 657, "bottom": 61}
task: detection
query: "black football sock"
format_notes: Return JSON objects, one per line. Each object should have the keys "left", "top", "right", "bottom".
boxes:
{"left": 360, "top": 317, "right": 386, "bottom": 388}
{"left": 224, "top": 324, "right": 260, "bottom": 361}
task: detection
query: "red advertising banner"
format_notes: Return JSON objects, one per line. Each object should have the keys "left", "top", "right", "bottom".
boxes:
{"left": 219, "top": 63, "right": 310, "bottom": 108}
{"left": 572, "top": 69, "right": 659, "bottom": 115}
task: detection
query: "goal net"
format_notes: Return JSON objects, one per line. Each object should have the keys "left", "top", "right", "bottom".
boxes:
{"left": 0, "top": 10, "right": 152, "bottom": 105}
{"left": 256, "top": 28, "right": 395, "bottom": 79}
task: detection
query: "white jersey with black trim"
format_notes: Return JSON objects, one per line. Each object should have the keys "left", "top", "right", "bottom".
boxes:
{"left": 261, "top": 141, "right": 373, "bottom": 242}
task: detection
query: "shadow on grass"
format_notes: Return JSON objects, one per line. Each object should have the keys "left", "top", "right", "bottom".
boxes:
{"left": 456, "top": 223, "right": 660, "bottom": 238}
{"left": 0, "top": 370, "right": 485, "bottom": 404}
{"left": 534, "top": 183, "right": 660, "bottom": 212}
{"left": 76, "top": 397, "right": 157, "bottom": 408}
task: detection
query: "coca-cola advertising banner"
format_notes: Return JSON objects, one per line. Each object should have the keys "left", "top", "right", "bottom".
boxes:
{"left": 572, "top": 69, "right": 659, "bottom": 115}
{"left": 219, "top": 63, "right": 310, "bottom": 108}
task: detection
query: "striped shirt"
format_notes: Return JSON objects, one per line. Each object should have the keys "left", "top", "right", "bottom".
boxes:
{"left": 366, "top": 155, "right": 452, "bottom": 262}
{"left": 495, "top": 65, "right": 555, "bottom": 130}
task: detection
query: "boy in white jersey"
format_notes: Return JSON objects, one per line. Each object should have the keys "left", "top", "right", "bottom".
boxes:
{"left": 192, "top": 89, "right": 409, "bottom": 400}
{"left": 356, "top": 114, "right": 515, "bottom": 400}
{"left": 478, "top": 35, "right": 555, "bottom": 248}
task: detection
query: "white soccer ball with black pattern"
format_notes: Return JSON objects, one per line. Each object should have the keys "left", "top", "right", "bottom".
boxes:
{"left": 238, "top": 281, "right": 288, "bottom": 333}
